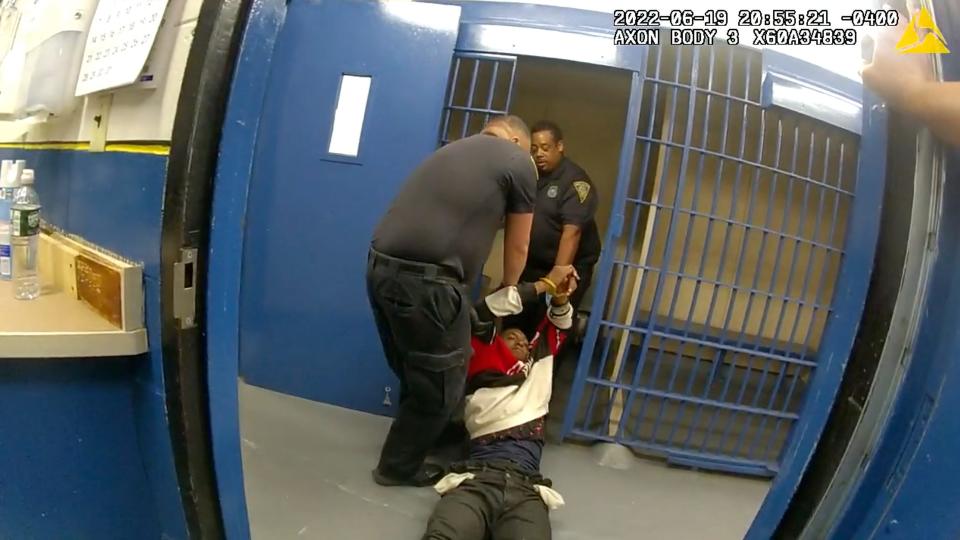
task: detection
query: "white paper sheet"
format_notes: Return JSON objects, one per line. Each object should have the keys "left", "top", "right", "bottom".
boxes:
{"left": 74, "top": 0, "right": 168, "bottom": 97}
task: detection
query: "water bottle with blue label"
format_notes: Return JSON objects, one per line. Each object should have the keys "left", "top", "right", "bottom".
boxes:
{"left": 11, "top": 168, "right": 40, "bottom": 300}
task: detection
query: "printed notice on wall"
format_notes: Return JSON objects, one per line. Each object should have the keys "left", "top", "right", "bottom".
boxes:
{"left": 74, "top": 0, "right": 169, "bottom": 97}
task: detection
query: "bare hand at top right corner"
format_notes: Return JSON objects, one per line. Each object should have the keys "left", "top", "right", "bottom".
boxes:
{"left": 860, "top": 4, "right": 935, "bottom": 109}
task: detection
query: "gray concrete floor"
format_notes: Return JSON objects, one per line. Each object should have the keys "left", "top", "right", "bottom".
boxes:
{"left": 239, "top": 382, "right": 770, "bottom": 540}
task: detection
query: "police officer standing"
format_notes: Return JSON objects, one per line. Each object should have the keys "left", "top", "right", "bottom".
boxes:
{"left": 367, "top": 116, "right": 541, "bottom": 487}
{"left": 508, "top": 120, "right": 602, "bottom": 337}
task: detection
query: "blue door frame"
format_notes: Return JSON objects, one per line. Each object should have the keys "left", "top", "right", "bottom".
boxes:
{"left": 206, "top": 1, "right": 887, "bottom": 537}
{"left": 206, "top": 0, "right": 287, "bottom": 538}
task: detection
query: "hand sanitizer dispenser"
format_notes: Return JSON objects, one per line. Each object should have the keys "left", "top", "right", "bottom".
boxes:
{"left": 13, "top": 0, "right": 96, "bottom": 118}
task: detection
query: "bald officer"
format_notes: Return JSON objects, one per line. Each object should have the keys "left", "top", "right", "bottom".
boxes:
{"left": 507, "top": 120, "right": 601, "bottom": 337}
{"left": 368, "top": 116, "right": 538, "bottom": 487}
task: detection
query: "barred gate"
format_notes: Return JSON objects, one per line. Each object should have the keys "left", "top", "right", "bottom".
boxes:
{"left": 439, "top": 51, "right": 518, "bottom": 145}
{"left": 562, "top": 44, "right": 861, "bottom": 477}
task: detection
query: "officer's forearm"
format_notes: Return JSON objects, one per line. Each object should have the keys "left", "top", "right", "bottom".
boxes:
{"left": 901, "top": 81, "right": 960, "bottom": 148}
{"left": 503, "top": 243, "right": 527, "bottom": 285}
{"left": 554, "top": 225, "right": 582, "bottom": 266}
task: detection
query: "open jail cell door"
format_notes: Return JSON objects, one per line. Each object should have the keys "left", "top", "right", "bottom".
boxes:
{"left": 563, "top": 44, "right": 863, "bottom": 477}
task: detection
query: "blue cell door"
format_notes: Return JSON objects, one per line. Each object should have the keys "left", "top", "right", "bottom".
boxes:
{"left": 239, "top": 0, "right": 462, "bottom": 414}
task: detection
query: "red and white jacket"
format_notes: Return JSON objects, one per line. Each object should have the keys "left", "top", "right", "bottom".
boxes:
{"left": 464, "top": 285, "right": 573, "bottom": 440}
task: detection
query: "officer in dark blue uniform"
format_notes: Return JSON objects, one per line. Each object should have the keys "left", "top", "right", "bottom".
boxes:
{"left": 506, "top": 120, "right": 602, "bottom": 337}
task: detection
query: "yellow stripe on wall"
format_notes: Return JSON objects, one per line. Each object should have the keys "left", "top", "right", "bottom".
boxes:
{"left": 104, "top": 143, "right": 170, "bottom": 156}
{"left": 0, "top": 142, "right": 170, "bottom": 156}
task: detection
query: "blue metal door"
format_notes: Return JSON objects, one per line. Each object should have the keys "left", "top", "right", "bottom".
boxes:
{"left": 563, "top": 43, "right": 870, "bottom": 477}
{"left": 239, "top": 0, "right": 461, "bottom": 414}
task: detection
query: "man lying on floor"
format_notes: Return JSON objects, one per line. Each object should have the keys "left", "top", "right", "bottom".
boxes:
{"left": 422, "top": 270, "right": 577, "bottom": 540}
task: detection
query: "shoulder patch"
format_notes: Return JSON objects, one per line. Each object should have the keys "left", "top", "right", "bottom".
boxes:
{"left": 572, "top": 181, "right": 591, "bottom": 204}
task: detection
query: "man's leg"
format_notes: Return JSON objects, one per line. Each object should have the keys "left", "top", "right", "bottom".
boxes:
{"left": 367, "top": 270, "right": 404, "bottom": 378}
{"left": 373, "top": 276, "right": 471, "bottom": 484}
{"left": 422, "top": 478, "right": 498, "bottom": 540}
{"left": 376, "top": 358, "right": 466, "bottom": 483}
{"left": 367, "top": 268, "right": 415, "bottom": 425}
{"left": 491, "top": 480, "right": 551, "bottom": 540}
{"left": 429, "top": 394, "right": 470, "bottom": 465}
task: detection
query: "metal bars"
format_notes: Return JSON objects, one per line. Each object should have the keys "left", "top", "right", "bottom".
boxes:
{"left": 439, "top": 51, "right": 518, "bottom": 145}
{"left": 564, "top": 44, "right": 860, "bottom": 476}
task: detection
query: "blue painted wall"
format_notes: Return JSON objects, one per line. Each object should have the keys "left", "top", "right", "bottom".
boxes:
{"left": 0, "top": 148, "right": 187, "bottom": 539}
{"left": 0, "top": 357, "right": 160, "bottom": 539}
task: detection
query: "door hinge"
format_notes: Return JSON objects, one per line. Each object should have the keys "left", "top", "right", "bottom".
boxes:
{"left": 173, "top": 248, "right": 198, "bottom": 329}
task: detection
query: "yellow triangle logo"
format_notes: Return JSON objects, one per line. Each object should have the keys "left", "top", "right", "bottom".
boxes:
{"left": 896, "top": 8, "right": 950, "bottom": 54}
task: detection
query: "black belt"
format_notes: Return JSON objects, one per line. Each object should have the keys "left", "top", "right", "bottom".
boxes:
{"left": 451, "top": 459, "right": 552, "bottom": 487}
{"left": 368, "top": 248, "right": 462, "bottom": 283}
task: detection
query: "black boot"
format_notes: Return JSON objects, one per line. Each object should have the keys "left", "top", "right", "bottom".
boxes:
{"left": 372, "top": 463, "right": 446, "bottom": 487}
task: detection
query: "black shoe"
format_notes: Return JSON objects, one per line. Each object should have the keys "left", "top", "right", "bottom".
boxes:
{"left": 372, "top": 463, "right": 445, "bottom": 487}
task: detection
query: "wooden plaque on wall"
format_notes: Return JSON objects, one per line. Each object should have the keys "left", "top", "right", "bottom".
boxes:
{"left": 75, "top": 253, "right": 123, "bottom": 329}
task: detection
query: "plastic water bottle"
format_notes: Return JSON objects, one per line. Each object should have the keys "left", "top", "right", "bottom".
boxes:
{"left": 11, "top": 168, "right": 40, "bottom": 300}
{"left": 0, "top": 160, "right": 14, "bottom": 280}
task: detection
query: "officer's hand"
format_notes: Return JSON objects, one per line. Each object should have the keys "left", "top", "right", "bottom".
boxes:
{"left": 860, "top": 6, "right": 934, "bottom": 109}
{"left": 546, "top": 265, "right": 577, "bottom": 289}
{"left": 551, "top": 274, "right": 578, "bottom": 306}
{"left": 559, "top": 275, "right": 578, "bottom": 297}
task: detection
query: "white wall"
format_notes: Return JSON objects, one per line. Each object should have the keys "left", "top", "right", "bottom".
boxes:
{"left": 0, "top": 0, "right": 202, "bottom": 144}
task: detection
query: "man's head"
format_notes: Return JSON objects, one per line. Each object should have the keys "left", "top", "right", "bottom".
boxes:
{"left": 482, "top": 115, "right": 531, "bottom": 150}
{"left": 501, "top": 328, "right": 530, "bottom": 362}
{"left": 530, "top": 120, "right": 564, "bottom": 174}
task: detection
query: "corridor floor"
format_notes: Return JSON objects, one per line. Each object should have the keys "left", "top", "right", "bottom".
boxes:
{"left": 239, "top": 382, "right": 769, "bottom": 540}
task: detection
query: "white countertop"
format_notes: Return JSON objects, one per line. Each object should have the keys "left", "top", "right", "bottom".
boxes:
{"left": 0, "top": 279, "right": 147, "bottom": 358}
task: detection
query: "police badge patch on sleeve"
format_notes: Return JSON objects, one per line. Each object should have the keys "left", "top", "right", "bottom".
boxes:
{"left": 572, "top": 181, "right": 590, "bottom": 203}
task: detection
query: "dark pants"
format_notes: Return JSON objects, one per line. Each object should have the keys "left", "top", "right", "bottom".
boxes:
{"left": 504, "top": 264, "right": 594, "bottom": 339}
{"left": 367, "top": 249, "right": 472, "bottom": 479}
{"left": 423, "top": 466, "right": 551, "bottom": 540}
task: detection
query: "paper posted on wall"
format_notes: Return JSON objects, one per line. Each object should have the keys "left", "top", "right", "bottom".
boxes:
{"left": 74, "top": 0, "right": 169, "bottom": 97}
